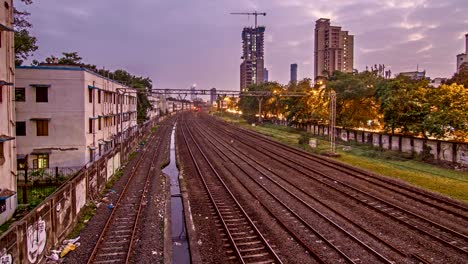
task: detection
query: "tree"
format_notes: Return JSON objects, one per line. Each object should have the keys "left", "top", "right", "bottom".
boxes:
{"left": 238, "top": 82, "right": 282, "bottom": 122}
{"left": 422, "top": 84, "right": 468, "bottom": 140}
{"left": 376, "top": 76, "right": 430, "bottom": 135}
{"left": 446, "top": 62, "right": 468, "bottom": 88}
{"left": 14, "top": 0, "right": 38, "bottom": 66}
{"left": 327, "top": 71, "right": 381, "bottom": 129}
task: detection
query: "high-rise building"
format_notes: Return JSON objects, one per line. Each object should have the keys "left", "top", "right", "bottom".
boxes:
{"left": 314, "top": 18, "right": 354, "bottom": 80}
{"left": 190, "top": 84, "right": 196, "bottom": 101}
{"left": 263, "top": 68, "right": 269, "bottom": 82}
{"left": 210, "top": 88, "right": 217, "bottom": 106}
{"left": 240, "top": 26, "right": 265, "bottom": 91}
{"left": 456, "top": 34, "right": 468, "bottom": 73}
{"left": 290, "top": 63, "right": 298, "bottom": 83}
{"left": 0, "top": 0, "right": 17, "bottom": 225}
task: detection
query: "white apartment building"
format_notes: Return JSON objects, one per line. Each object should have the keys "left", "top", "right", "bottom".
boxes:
{"left": 456, "top": 34, "right": 468, "bottom": 73}
{"left": 0, "top": 0, "right": 17, "bottom": 225}
{"left": 147, "top": 93, "right": 161, "bottom": 120}
{"left": 15, "top": 65, "right": 138, "bottom": 169}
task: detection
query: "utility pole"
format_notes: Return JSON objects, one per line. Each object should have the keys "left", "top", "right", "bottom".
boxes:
{"left": 258, "top": 97, "right": 263, "bottom": 123}
{"left": 230, "top": 11, "right": 267, "bottom": 28}
{"left": 329, "top": 91, "right": 336, "bottom": 154}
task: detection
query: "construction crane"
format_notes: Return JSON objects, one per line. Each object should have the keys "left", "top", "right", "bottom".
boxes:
{"left": 230, "top": 11, "right": 266, "bottom": 28}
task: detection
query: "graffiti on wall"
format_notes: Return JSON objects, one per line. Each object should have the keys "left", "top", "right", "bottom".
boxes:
{"left": 0, "top": 248, "right": 12, "bottom": 264}
{"left": 27, "top": 217, "right": 47, "bottom": 263}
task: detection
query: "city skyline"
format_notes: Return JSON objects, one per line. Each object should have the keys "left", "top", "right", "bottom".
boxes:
{"left": 18, "top": 0, "right": 468, "bottom": 90}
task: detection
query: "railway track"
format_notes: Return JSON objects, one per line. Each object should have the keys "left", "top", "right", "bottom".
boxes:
{"left": 212, "top": 116, "right": 468, "bottom": 218}
{"left": 188, "top": 113, "right": 468, "bottom": 262}
{"left": 180, "top": 120, "right": 283, "bottom": 264}
{"left": 87, "top": 124, "right": 171, "bottom": 264}
{"left": 187, "top": 117, "right": 404, "bottom": 263}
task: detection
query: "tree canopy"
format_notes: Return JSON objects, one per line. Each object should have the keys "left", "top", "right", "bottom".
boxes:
{"left": 235, "top": 70, "right": 468, "bottom": 142}
{"left": 14, "top": 0, "right": 38, "bottom": 66}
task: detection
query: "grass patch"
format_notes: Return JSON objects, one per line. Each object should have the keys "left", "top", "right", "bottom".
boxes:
{"left": 105, "top": 169, "right": 124, "bottom": 190}
{"left": 215, "top": 112, "right": 468, "bottom": 202}
{"left": 67, "top": 202, "right": 97, "bottom": 239}
{"left": 128, "top": 151, "right": 138, "bottom": 161}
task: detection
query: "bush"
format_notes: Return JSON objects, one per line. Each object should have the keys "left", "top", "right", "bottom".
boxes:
{"left": 298, "top": 133, "right": 310, "bottom": 145}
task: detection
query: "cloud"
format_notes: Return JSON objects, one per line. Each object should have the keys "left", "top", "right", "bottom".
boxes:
{"left": 417, "top": 44, "right": 433, "bottom": 53}
{"left": 408, "top": 33, "right": 424, "bottom": 42}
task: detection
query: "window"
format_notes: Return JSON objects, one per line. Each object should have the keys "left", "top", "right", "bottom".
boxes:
{"left": 33, "top": 154, "right": 49, "bottom": 169}
{"left": 36, "top": 120, "right": 49, "bottom": 136}
{"left": 0, "top": 142, "right": 4, "bottom": 165}
{"left": 15, "top": 88, "right": 25, "bottom": 101}
{"left": 98, "top": 117, "right": 101, "bottom": 130}
{"left": 17, "top": 158, "right": 27, "bottom": 170}
{"left": 16, "top": 121, "right": 26, "bottom": 136}
{"left": 36, "top": 87, "right": 48, "bottom": 102}
{"left": 98, "top": 90, "right": 101, "bottom": 103}
{"left": 0, "top": 200, "right": 5, "bottom": 214}
{"left": 89, "top": 149, "right": 94, "bottom": 162}
{"left": 88, "top": 89, "right": 93, "bottom": 103}
{"left": 89, "top": 119, "right": 94, "bottom": 133}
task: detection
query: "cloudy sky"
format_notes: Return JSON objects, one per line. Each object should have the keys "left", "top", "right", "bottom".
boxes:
{"left": 19, "top": 0, "right": 467, "bottom": 90}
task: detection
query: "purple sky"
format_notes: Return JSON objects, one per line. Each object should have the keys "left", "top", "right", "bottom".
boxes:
{"left": 19, "top": 0, "right": 467, "bottom": 90}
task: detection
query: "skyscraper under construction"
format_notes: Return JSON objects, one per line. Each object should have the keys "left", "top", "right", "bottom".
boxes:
{"left": 240, "top": 26, "right": 265, "bottom": 91}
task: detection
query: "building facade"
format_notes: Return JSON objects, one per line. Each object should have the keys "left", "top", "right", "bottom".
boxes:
{"left": 399, "top": 70, "right": 427, "bottom": 81}
{"left": 314, "top": 18, "right": 354, "bottom": 80}
{"left": 210, "top": 88, "right": 217, "bottom": 106}
{"left": 15, "top": 66, "right": 138, "bottom": 169}
{"left": 263, "top": 68, "right": 269, "bottom": 82}
{"left": 0, "top": 0, "right": 17, "bottom": 225}
{"left": 290, "top": 63, "right": 298, "bottom": 83}
{"left": 240, "top": 26, "right": 265, "bottom": 91}
{"left": 456, "top": 34, "right": 468, "bottom": 73}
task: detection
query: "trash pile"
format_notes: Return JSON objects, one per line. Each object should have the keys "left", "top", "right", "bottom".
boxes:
{"left": 45, "top": 236, "right": 80, "bottom": 263}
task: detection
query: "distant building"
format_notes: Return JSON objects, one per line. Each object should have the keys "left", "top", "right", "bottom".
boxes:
{"left": 0, "top": 0, "right": 17, "bottom": 225}
{"left": 15, "top": 65, "right": 138, "bottom": 168}
{"left": 147, "top": 93, "right": 161, "bottom": 120}
{"left": 430, "top": 78, "right": 447, "bottom": 88}
{"left": 290, "top": 63, "right": 298, "bottom": 83}
{"left": 240, "top": 26, "right": 265, "bottom": 91}
{"left": 210, "top": 88, "right": 217, "bottom": 106}
{"left": 263, "top": 68, "right": 269, "bottom": 82}
{"left": 399, "top": 70, "right": 427, "bottom": 81}
{"left": 314, "top": 18, "right": 354, "bottom": 80}
{"left": 190, "top": 84, "right": 196, "bottom": 101}
{"left": 456, "top": 34, "right": 468, "bottom": 73}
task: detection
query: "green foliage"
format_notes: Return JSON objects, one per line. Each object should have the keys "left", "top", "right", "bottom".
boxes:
{"left": 238, "top": 82, "right": 283, "bottom": 122}
{"left": 14, "top": 0, "right": 38, "bottom": 66}
{"left": 327, "top": 71, "right": 381, "bottom": 129}
{"left": 446, "top": 62, "right": 468, "bottom": 87}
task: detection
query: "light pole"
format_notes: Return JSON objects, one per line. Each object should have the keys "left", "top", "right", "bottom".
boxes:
{"left": 329, "top": 90, "right": 337, "bottom": 154}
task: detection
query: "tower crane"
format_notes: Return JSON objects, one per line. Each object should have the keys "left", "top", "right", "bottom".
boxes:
{"left": 230, "top": 11, "right": 266, "bottom": 28}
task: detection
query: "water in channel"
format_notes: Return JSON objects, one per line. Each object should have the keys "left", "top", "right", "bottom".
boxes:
{"left": 162, "top": 124, "right": 190, "bottom": 263}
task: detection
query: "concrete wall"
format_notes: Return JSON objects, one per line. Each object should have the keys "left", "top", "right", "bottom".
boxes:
{"left": 0, "top": 0, "right": 17, "bottom": 226}
{"left": 307, "top": 124, "right": 468, "bottom": 166}
{"left": 0, "top": 115, "right": 157, "bottom": 263}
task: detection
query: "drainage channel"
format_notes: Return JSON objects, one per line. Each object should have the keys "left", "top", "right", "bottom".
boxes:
{"left": 162, "top": 124, "right": 190, "bottom": 263}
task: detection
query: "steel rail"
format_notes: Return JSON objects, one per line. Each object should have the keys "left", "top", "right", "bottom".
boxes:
{"left": 213, "top": 116, "right": 468, "bottom": 215}
{"left": 180, "top": 119, "right": 283, "bottom": 264}
{"left": 204, "top": 117, "right": 468, "bottom": 255}
{"left": 190, "top": 118, "right": 400, "bottom": 263}
{"left": 87, "top": 124, "right": 170, "bottom": 264}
